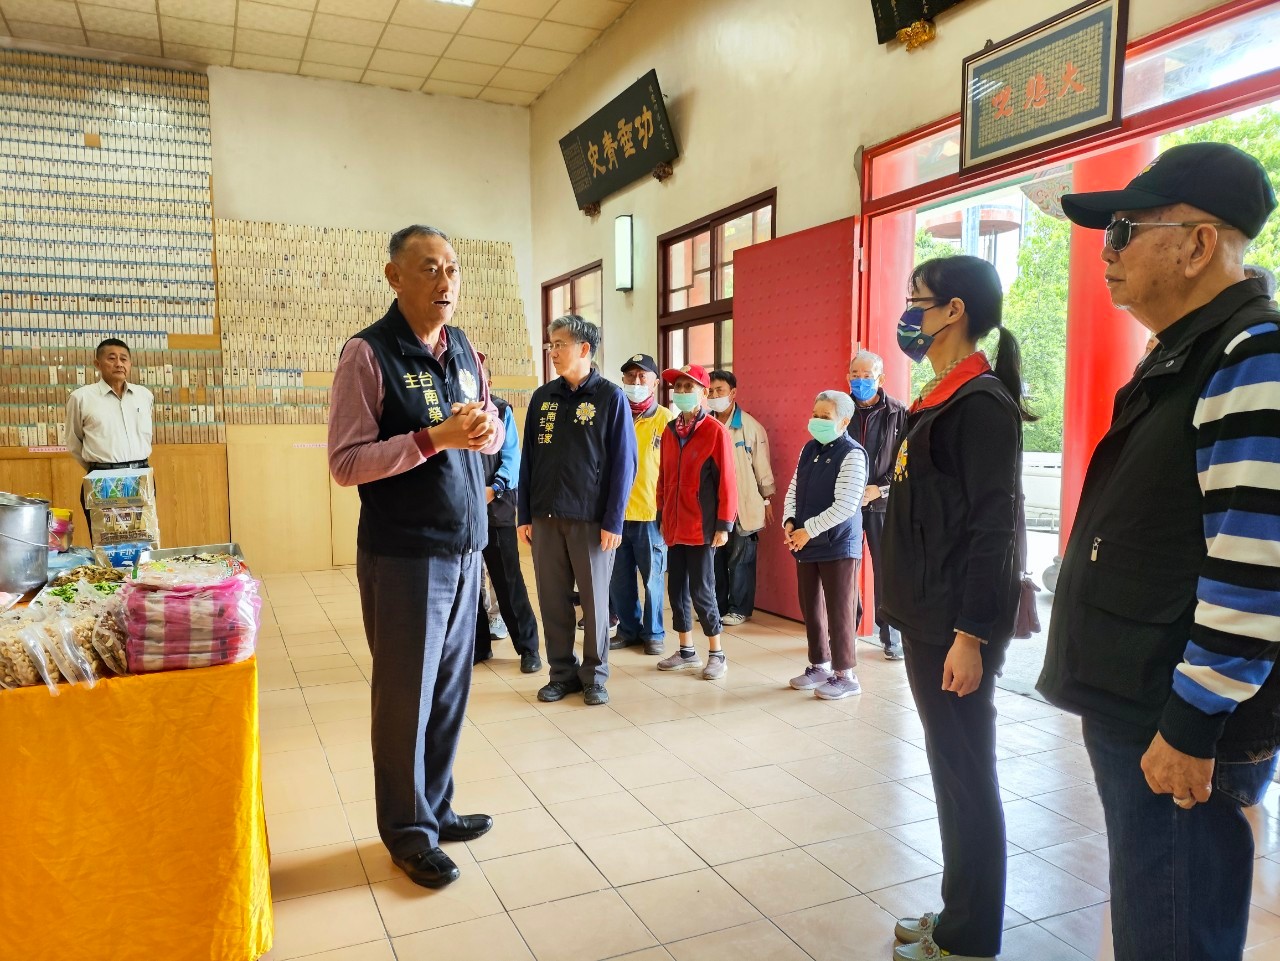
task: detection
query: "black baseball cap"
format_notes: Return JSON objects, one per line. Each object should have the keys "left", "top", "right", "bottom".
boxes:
{"left": 620, "top": 353, "right": 658, "bottom": 376}
{"left": 1061, "top": 142, "right": 1277, "bottom": 239}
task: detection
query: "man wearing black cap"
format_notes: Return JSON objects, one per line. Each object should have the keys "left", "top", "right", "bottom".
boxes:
{"left": 1039, "top": 142, "right": 1280, "bottom": 961}
{"left": 609, "top": 353, "right": 674, "bottom": 656}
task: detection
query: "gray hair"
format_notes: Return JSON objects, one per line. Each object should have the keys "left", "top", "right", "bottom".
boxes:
{"left": 389, "top": 224, "right": 450, "bottom": 261}
{"left": 1245, "top": 263, "right": 1277, "bottom": 298}
{"left": 548, "top": 314, "right": 600, "bottom": 357}
{"left": 815, "top": 390, "right": 855, "bottom": 422}
{"left": 851, "top": 349, "right": 884, "bottom": 379}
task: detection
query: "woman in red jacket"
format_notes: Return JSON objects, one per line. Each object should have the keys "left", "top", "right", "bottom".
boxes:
{"left": 655, "top": 365, "right": 738, "bottom": 680}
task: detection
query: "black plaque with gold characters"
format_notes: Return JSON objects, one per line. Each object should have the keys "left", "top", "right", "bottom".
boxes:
{"left": 559, "top": 69, "right": 679, "bottom": 211}
{"left": 870, "top": 0, "right": 971, "bottom": 44}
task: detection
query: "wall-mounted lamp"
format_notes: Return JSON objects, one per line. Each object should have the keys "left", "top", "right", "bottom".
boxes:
{"left": 615, "top": 215, "right": 633, "bottom": 292}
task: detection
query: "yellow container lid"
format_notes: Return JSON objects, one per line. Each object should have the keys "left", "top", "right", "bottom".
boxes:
{"left": 51, "top": 508, "right": 73, "bottom": 521}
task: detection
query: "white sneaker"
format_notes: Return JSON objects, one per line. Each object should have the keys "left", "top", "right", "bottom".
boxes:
{"left": 721, "top": 613, "right": 747, "bottom": 627}
{"left": 789, "top": 665, "right": 831, "bottom": 690}
{"left": 814, "top": 674, "right": 861, "bottom": 700}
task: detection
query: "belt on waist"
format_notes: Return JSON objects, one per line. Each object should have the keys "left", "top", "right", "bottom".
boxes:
{"left": 88, "top": 460, "right": 150, "bottom": 470}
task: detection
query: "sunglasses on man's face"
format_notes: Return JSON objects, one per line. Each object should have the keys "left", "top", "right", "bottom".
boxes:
{"left": 1104, "top": 217, "right": 1234, "bottom": 252}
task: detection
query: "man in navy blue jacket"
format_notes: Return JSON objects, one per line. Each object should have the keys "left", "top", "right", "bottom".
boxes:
{"left": 518, "top": 316, "right": 637, "bottom": 706}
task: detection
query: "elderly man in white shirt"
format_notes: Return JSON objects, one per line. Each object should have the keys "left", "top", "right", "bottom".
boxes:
{"left": 65, "top": 338, "right": 154, "bottom": 537}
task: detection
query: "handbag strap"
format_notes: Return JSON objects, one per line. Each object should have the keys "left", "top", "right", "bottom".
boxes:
{"left": 1015, "top": 448, "right": 1029, "bottom": 577}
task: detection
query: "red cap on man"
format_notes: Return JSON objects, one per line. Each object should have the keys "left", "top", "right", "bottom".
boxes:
{"left": 661, "top": 364, "right": 711, "bottom": 388}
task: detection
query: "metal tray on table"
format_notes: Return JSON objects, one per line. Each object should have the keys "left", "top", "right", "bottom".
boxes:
{"left": 136, "top": 543, "right": 244, "bottom": 565}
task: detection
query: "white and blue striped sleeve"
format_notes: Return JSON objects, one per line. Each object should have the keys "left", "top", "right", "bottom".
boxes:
{"left": 802, "top": 447, "right": 868, "bottom": 537}
{"left": 1160, "top": 319, "right": 1280, "bottom": 757}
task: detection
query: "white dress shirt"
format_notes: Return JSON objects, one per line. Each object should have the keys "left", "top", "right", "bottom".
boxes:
{"left": 65, "top": 380, "right": 154, "bottom": 468}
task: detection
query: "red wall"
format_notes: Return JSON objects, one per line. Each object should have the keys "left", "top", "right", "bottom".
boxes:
{"left": 734, "top": 218, "right": 858, "bottom": 621}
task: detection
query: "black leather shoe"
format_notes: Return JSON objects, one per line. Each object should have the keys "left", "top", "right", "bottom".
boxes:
{"left": 439, "top": 813, "right": 493, "bottom": 842}
{"left": 644, "top": 639, "right": 664, "bottom": 656}
{"left": 392, "top": 847, "right": 460, "bottom": 888}
{"left": 610, "top": 634, "right": 638, "bottom": 650}
{"left": 584, "top": 684, "right": 610, "bottom": 706}
{"left": 520, "top": 652, "right": 543, "bottom": 674}
{"left": 538, "top": 679, "right": 583, "bottom": 702}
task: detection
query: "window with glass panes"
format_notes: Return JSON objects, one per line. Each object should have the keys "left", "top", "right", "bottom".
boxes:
{"left": 540, "top": 261, "right": 603, "bottom": 382}
{"left": 657, "top": 191, "right": 774, "bottom": 379}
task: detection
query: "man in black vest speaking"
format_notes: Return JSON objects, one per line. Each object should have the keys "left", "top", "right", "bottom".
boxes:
{"left": 329, "top": 224, "right": 502, "bottom": 889}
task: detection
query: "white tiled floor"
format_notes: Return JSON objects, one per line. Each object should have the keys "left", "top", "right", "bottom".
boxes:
{"left": 253, "top": 563, "right": 1280, "bottom": 961}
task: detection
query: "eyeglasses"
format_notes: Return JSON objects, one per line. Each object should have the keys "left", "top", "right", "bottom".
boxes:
{"left": 1104, "top": 218, "right": 1234, "bottom": 252}
{"left": 905, "top": 297, "right": 942, "bottom": 311}
{"left": 545, "top": 340, "right": 580, "bottom": 353}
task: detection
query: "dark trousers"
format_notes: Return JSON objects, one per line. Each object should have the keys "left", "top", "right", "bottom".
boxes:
{"left": 531, "top": 517, "right": 614, "bottom": 687}
{"left": 474, "top": 524, "right": 540, "bottom": 661}
{"left": 357, "top": 547, "right": 479, "bottom": 859}
{"left": 714, "top": 528, "right": 758, "bottom": 617}
{"left": 796, "top": 557, "right": 859, "bottom": 671}
{"left": 902, "top": 634, "right": 1007, "bottom": 958}
{"left": 1084, "top": 717, "right": 1275, "bottom": 961}
{"left": 668, "top": 544, "right": 721, "bottom": 637}
{"left": 861, "top": 508, "right": 897, "bottom": 645}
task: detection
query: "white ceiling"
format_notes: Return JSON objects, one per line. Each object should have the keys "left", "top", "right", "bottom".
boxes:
{"left": 0, "top": 0, "right": 635, "bottom": 105}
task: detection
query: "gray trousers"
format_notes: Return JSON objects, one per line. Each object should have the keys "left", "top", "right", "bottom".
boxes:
{"left": 357, "top": 547, "right": 480, "bottom": 859}
{"left": 531, "top": 517, "right": 615, "bottom": 687}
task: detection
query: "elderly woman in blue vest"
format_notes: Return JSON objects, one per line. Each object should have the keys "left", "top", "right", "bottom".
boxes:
{"left": 782, "top": 390, "right": 868, "bottom": 701}
{"left": 880, "top": 255, "right": 1033, "bottom": 961}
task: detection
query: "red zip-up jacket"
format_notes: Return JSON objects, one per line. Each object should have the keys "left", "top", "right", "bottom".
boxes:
{"left": 656, "top": 410, "right": 738, "bottom": 546}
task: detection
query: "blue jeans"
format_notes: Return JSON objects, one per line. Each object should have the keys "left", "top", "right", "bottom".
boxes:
{"left": 713, "top": 528, "right": 758, "bottom": 617}
{"left": 1083, "top": 717, "right": 1277, "bottom": 961}
{"left": 609, "top": 519, "right": 666, "bottom": 642}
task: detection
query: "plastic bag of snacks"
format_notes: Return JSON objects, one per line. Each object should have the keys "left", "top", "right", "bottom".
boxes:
{"left": 15, "top": 625, "right": 61, "bottom": 695}
{"left": 37, "top": 618, "right": 97, "bottom": 688}
{"left": 90, "top": 604, "right": 129, "bottom": 676}
{"left": 48, "top": 508, "right": 73, "bottom": 552}
{"left": 121, "top": 555, "right": 261, "bottom": 674}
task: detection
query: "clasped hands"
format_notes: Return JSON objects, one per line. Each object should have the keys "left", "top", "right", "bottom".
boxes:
{"left": 430, "top": 401, "right": 496, "bottom": 451}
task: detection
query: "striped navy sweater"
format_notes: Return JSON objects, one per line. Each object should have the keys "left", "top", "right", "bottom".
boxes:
{"left": 1040, "top": 279, "right": 1280, "bottom": 759}
{"left": 1173, "top": 318, "right": 1280, "bottom": 723}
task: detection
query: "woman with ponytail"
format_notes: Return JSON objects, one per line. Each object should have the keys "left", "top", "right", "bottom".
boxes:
{"left": 879, "top": 255, "right": 1034, "bottom": 961}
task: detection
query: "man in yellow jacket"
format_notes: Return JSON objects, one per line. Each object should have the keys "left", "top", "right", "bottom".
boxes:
{"left": 708, "top": 369, "right": 776, "bottom": 626}
{"left": 609, "top": 354, "right": 675, "bottom": 655}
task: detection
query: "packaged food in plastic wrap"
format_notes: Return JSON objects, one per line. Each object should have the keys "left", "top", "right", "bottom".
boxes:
{"left": 82, "top": 468, "right": 155, "bottom": 507}
{"left": 98, "top": 541, "right": 156, "bottom": 569}
{"left": 37, "top": 618, "right": 96, "bottom": 688}
{"left": 15, "top": 625, "right": 60, "bottom": 695}
{"left": 88, "top": 504, "right": 160, "bottom": 546}
{"left": 121, "top": 568, "right": 261, "bottom": 674}
{"left": 90, "top": 604, "right": 129, "bottom": 676}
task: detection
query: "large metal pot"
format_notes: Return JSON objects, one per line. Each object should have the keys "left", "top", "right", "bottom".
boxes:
{"left": 0, "top": 492, "right": 50, "bottom": 594}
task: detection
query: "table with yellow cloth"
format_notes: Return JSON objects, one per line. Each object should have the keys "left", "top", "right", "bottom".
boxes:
{"left": 0, "top": 656, "right": 273, "bottom": 961}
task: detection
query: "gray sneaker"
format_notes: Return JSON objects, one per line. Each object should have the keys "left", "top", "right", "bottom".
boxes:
{"left": 789, "top": 665, "right": 831, "bottom": 690}
{"left": 814, "top": 674, "right": 861, "bottom": 700}
{"left": 657, "top": 650, "right": 703, "bottom": 672}
{"left": 701, "top": 655, "right": 728, "bottom": 680}
{"left": 894, "top": 912, "right": 938, "bottom": 944}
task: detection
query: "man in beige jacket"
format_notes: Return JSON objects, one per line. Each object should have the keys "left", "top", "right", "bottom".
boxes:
{"left": 708, "top": 370, "right": 775, "bottom": 626}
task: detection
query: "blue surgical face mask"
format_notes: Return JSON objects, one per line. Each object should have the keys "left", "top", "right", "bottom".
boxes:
{"left": 808, "top": 417, "right": 840, "bottom": 445}
{"left": 672, "top": 391, "right": 701, "bottom": 413}
{"left": 848, "top": 378, "right": 878, "bottom": 403}
{"left": 622, "top": 383, "right": 651, "bottom": 403}
{"left": 897, "top": 307, "right": 934, "bottom": 363}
